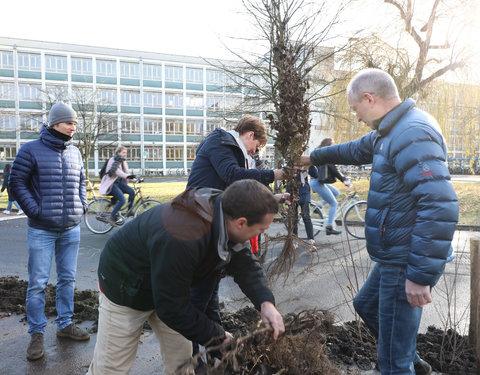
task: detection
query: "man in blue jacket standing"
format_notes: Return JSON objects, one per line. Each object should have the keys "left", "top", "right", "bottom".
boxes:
{"left": 10, "top": 102, "right": 90, "bottom": 361}
{"left": 301, "top": 69, "right": 458, "bottom": 375}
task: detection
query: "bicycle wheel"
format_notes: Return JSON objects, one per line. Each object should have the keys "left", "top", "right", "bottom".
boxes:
{"left": 84, "top": 198, "right": 114, "bottom": 234}
{"left": 309, "top": 202, "right": 325, "bottom": 238}
{"left": 343, "top": 200, "right": 367, "bottom": 239}
{"left": 134, "top": 199, "right": 161, "bottom": 217}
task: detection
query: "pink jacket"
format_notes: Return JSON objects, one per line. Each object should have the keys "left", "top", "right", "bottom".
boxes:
{"left": 99, "top": 157, "right": 131, "bottom": 195}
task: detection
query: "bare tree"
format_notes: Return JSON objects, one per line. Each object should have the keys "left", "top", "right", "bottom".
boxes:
{"left": 208, "top": 0, "right": 353, "bottom": 276}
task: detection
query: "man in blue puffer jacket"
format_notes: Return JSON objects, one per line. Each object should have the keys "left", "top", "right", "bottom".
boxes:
{"left": 301, "top": 69, "right": 458, "bottom": 375}
{"left": 10, "top": 102, "right": 90, "bottom": 361}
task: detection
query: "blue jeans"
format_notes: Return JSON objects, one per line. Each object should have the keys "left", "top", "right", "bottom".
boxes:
{"left": 353, "top": 263, "right": 423, "bottom": 374}
{"left": 26, "top": 225, "right": 81, "bottom": 334}
{"left": 6, "top": 200, "right": 21, "bottom": 211}
{"left": 310, "top": 180, "right": 339, "bottom": 225}
{"left": 110, "top": 181, "right": 135, "bottom": 217}
{"left": 190, "top": 274, "right": 222, "bottom": 355}
{"left": 293, "top": 201, "right": 314, "bottom": 239}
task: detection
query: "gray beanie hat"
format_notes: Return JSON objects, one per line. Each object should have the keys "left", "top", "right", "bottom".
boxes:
{"left": 48, "top": 102, "right": 78, "bottom": 126}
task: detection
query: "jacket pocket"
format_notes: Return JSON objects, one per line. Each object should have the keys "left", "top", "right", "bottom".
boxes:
{"left": 379, "top": 207, "right": 390, "bottom": 240}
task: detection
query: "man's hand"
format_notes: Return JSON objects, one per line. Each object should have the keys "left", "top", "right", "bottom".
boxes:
{"left": 222, "top": 331, "right": 234, "bottom": 345}
{"left": 300, "top": 155, "right": 312, "bottom": 166}
{"left": 344, "top": 180, "right": 352, "bottom": 188}
{"left": 275, "top": 193, "right": 291, "bottom": 205}
{"left": 260, "top": 301, "right": 285, "bottom": 340}
{"left": 273, "top": 169, "right": 284, "bottom": 180}
{"left": 405, "top": 279, "right": 432, "bottom": 308}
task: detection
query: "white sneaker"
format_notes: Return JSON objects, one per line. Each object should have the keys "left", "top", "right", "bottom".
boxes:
{"left": 17, "top": 210, "right": 24, "bottom": 215}
{"left": 307, "top": 239, "right": 316, "bottom": 245}
{"left": 3, "top": 210, "right": 10, "bottom": 214}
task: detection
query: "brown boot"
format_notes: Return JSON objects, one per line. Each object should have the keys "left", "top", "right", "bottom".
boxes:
{"left": 27, "top": 333, "right": 44, "bottom": 361}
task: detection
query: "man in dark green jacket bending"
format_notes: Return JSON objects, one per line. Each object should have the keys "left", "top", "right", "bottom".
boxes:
{"left": 87, "top": 179, "right": 285, "bottom": 375}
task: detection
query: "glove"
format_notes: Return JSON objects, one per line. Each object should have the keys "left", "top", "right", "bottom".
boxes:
{"left": 127, "top": 174, "right": 136, "bottom": 179}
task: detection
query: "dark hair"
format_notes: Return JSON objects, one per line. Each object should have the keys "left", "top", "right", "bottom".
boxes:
{"left": 318, "top": 137, "right": 333, "bottom": 148}
{"left": 3, "top": 164, "right": 11, "bottom": 174}
{"left": 234, "top": 115, "right": 268, "bottom": 148}
{"left": 222, "top": 180, "right": 278, "bottom": 225}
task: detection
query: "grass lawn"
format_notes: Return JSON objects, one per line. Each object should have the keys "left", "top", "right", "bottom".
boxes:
{"left": 1, "top": 178, "right": 478, "bottom": 226}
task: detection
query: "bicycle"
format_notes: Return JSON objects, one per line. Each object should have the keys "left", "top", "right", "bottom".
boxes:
{"left": 84, "top": 178, "right": 161, "bottom": 234}
{"left": 308, "top": 188, "right": 367, "bottom": 239}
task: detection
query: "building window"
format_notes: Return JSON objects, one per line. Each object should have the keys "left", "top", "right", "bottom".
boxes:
{"left": 186, "top": 94, "right": 203, "bottom": 110}
{"left": 20, "top": 114, "right": 42, "bottom": 131}
{"left": 0, "top": 51, "right": 13, "bottom": 69}
{"left": 144, "top": 118, "right": 162, "bottom": 134}
{"left": 99, "top": 116, "right": 117, "bottom": 133}
{"left": 45, "top": 55, "right": 67, "bottom": 73}
{"left": 0, "top": 82, "right": 15, "bottom": 100}
{"left": 206, "top": 120, "right": 221, "bottom": 134}
{"left": 121, "top": 117, "right": 140, "bottom": 133}
{"left": 120, "top": 61, "right": 140, "bottom": 79}
{"left": 166, "top": 145, "right": 183, "bottom": 161}
{"left": 0, "top": 144, "right": 17, "bottom": 161}
{"left": 120, "top": 90, "right": 140, "bottom": 106}
{"left": 186, "top": 119, "right": 203, "bottom": 135}
{"left": 206, "top": 69, "right": 224, "bottom": 85}
{"left": 19, "top": 83, "right": 41, "bottom": 101}
{"left": 17, "top": 52, "right": 41, "bottom": 71}
{"left": 0, "top": 112, "right": 15, "bottom": 130}
{"left": 98, "top": 145, "right": 117, "bottom": 160}
{"left": 144, "top": 145, "right": 162, "bottom": 161}
{"left": 143, "top": 91, "right": 162, "bottom": 108}
{"left": 128, "top": 146, "right": 141, "bottom": 161}
{"left": 165, "top": 92, "right": 183, "bottom": 109}
{"left": 186, "top": 145, "right": 197, "bottom": 161}
{"left": 97, "top": 88, "right": 117, "bottom": 105}
{"left": 206, "top": 94, "right": 223, "bottom": 112}
{"left": 165, "top": 65, "right": 183, "bottom": 82}
{"left": 143, "top": 64, "right": 162, "bottom": 81}
{"left": 225, "top": 95, "right": 242, "bottom": 111}
{"left": 96, "top": 59, "right": 117, "bottom": 77}
{"left": 72, "top": 57, "right": 92, "bottom": 75}
{"left": 186, "top": 68, "right": 203, "bottom": 84}
{"left": 165, "top": 119, "right": 183, "bottom": 135}
{"left": 45, "top": 84, "right": 69, "bottom": 102}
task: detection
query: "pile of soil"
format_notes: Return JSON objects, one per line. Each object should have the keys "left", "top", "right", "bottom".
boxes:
{"left": 1, "top": 276, "right": 477, "bottom": 374}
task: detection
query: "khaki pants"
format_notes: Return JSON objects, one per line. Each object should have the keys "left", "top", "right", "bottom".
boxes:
{"left": 87, "top": 293, "right": 193, "bottom": 375}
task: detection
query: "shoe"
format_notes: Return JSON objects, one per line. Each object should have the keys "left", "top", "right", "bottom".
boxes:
{"left": 27, "top": 333, "right": 44, "bottom": 360}
{"left": 307, "top": 239, "right": 316, "bottom": 245}
{"left": 104, "top": 216, "right": 118, "bottom": 227}
{"left": 56, "top": 323, "right": 90, "bottom": 341}
{"left": 3, "top": 210, "right": 10, "bottom": 215}
{"left": 326, "top": 225, "right": 341, "bottom": 235}
{"left": 414, "top": 358, "right": 432, "bottom": 375}
{"left": 17, "top": 210, "right": 24, "bottom": 215}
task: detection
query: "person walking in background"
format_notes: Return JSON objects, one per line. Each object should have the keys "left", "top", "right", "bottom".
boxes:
{"left": 87, "top": 180, "right": 285, "bottom": 375}
{"left": 1, "top": 164, "right": 23, "bottom": 215}
{"left": 287, "top": 165, "right": 317, "bottom": 244}
{"left": 186, "top": 115, "right": 284, "bottom": 372}
{"left": 98, "top": 146, "right": 136, "bottom": 227}
{"left": 9, "top": 102, "right": 90, "bottom": 361}
{"left": 301, "top": 68, "right": 458, "bottom": 375}
{"left": 310, "top": 138, "right": 352, "bottom": 235}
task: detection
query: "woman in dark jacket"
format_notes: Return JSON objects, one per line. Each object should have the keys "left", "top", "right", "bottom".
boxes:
{"left": 1, "top": 164, "right": 23, "bottom": 215}
{"left": 310, "top": 138, "right": 351, "bottom": 235}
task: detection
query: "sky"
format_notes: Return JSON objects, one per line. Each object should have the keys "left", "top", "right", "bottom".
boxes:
{"left": 1, "top": 0, "right": 479, "bottom": 79}
{"left": 1, "top": 0, "right": 249, "bottom": 60}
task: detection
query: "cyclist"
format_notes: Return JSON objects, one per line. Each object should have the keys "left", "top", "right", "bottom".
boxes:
{"left": 310, "top": 137, "right": 352, "bottom": 235}
{"left": 99, "top": 146, "right": 136, "bottom": 227}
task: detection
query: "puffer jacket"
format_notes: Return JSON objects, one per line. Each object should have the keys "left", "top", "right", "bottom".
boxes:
{"left": 9, "top": 125, "right": 87, "bottom": 231}
{"left": 187, "top": 128, "right": 274, "bottom": 190}
{"left": 98, "top": 187, "right": 275, "bottom": 346}
{"left": 310, "top": 98, "right": 458, "bottom": 286}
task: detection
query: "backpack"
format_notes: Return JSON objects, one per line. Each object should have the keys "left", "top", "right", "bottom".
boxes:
{"left": 99, "top": 159, "right": 109, "bottom": 179}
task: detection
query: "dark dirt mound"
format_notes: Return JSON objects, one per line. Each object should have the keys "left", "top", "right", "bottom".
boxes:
{"left": 1, "top": 276, "right": 477, "bottom": 374}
